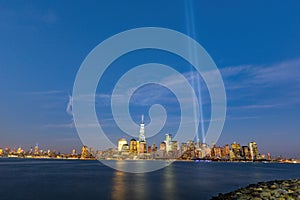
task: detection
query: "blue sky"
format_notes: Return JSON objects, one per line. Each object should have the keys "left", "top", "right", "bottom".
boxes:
{"left": 0, "top": 1, "right": 299, "bottom": 157}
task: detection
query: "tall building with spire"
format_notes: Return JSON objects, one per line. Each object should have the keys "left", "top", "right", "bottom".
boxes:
{"left": 138, "top": 115, "right": 147, "bottom": 153}
{"left": 139, "top": 115, "right": 146, "bottom": 142}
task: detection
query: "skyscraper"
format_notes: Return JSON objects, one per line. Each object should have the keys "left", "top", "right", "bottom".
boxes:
{"left": 129, "top": 139, "right": 137, "bottom": 153}
{"left": 164, "top": 134, "right": 172, "bottom": 153}
{"left": 139, "top": 115, "right": 147, "bottom": 153}
{"left": 249, "top": 142, "right": 259, "bottom": 160}
{"left": 231, "top": 142, "right": 241, "bottom": 158}
{"left": 139, "top": 115, "right": 145, "bottom": 142}
{"left": 34, "top": 144, "right": 39, "bottom": 155}
{"left": 118, "top": 138, "right": 128, "bottom": 152}
{"left": 81, "top": 145, "right": 89, "bottom": 159}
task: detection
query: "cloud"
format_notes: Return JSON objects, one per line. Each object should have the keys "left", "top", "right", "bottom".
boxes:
{"left": 44, "top": 122, "right": 74, "bottom": 129}
{"left": 220, "top": 58, "right": 300, "bottom": 109}
{"left": 229, "top": 104, "right": 281, "bottom": 110}
{"left": 221, "top": 58, "right": 300, "bottom": 88}
{"left": 250, "top": 59, "right": 300, "bottom": 85}
{"left": 66, "top": 95, "right": 73, "bottom": 116}
{"left": 24, "top": 90, "right": 64, "bottom": 95}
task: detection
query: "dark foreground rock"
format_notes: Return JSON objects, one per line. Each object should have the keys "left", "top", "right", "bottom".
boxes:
{"left": 212, "top": 179, "right": 300, "bottom": 200}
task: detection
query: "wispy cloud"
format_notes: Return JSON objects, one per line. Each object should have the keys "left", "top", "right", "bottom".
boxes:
{"left": 229, "top": 104, "right": 281, "bottom": 110}
{"left": 24, "top": 90, "right": 64, "bottom": 95}
{"left": 66, "top": 95, "right": 73, "bottom": 116}
{"left": 221, "top": 58, "right": 300, "bottom": 109}
{"left": 221, "top": 58, "right": 300, "bottom": 88}
{"left": 44, "top": 122, "right": 74, "bottom": 129}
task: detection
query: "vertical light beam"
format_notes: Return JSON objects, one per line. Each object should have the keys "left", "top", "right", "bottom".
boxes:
{"left": 184, "top": 0, "right": 206, "bottom": 144}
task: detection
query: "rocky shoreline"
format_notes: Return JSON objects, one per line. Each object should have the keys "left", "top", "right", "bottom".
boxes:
{"left": 212, "top": 179, "right": 300, "bottom": 200}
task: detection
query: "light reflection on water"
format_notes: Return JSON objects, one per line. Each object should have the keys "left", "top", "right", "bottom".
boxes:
{"left": 102, "top": 160, "right": 171, "bottom": 173}
{"left": 111, "top": 161, "right": 177, "bottom": 200}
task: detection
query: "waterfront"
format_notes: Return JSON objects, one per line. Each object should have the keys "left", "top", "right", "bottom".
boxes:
{"left": 0, "top": 159, "right": 299, "bottom": 200}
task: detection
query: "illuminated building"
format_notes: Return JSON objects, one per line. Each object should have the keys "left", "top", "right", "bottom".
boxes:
{"left": 160, "top": 142, "right": 166, "bottom": 151}
{"left": 196, "top": 143, "right": 210, "bottom": 158}
{"left": 89, "top": 147, "right": 94, "bottom": 156}
{"left": 171, "top": 141, "right": 178, "bottom": 151}
{"left": 242, "top": 146, "right": 250, "bottom": 160}
{"left": 229, "top": 150, "right": 235, "bottom": 160}
{"left": 211, "top": 145, "right": 222, "bottom": 158}
{"left": 165, "top": 134, "right": 172, "bottom": 153}
{"left": 129, "top": 139, "right": 137, "bottom": 153}
{"left": 249, "top": 142, "right": 259, "bottom": 160}
{"left": 187, "top": 140, "right": 194, "bottom": 148}
{"left": 180, "top": 143, "right": 187, "bottom": 153}
{"left": 151, "top": 144, "right": 157, "bottom": 152}
{"left": 171, "top": 141, "right": 179, "bottom": 158}
{"left": 160, "top": 142, "right": 166, "bottom": 157}
{"left": 72, "top": 149, "right": 76, "bottom": 156}
{"left": 0, "top": 148, "right": 3, "bottom": 155}
{"left": 121, "top": 144, "right": 129, "bottom": 153}
{"left": 17, "top": 147, "right": 23, "bottom": 155}
{"left": 138, "top": 115, "right": 147, "bottom": 153}
{"left": 221, "top": 144, "right": 230, "bottom": 158}
{"left": 139, "top": 115, "right": 146, "bottom": 142}
{"left": 137, "top": 141, "right": 140, "bottom": 153}
{"left": 81, "top": 145, "right": 89, "bottom": 159}
{"left": 231, "top": 142, "right": 241, "bottom": 158}
{"left": 139, "top": 141, "right": 147, "bottom": 154}
{"left": 34, "top": 144, "right": 39, "bottom": 155}
{"left": 204, "top": 144, "right": 211, "bottom": 158}
{"left": 118, "top": 138, "right": 128, "bottom": 152}
{"left": 147, "top": 146, "right": 152, "bottom": 153}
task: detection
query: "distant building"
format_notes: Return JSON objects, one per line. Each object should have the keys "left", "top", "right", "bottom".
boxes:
{"left": 222, "top": 144, "right": 230, "bottom": 158}
{"left": 17, "top": 147, "right": 23, "bottom": 155}
{"left": 139, "top": 141, "right": 147, "bottom": 154}
{"left": 249, "top": 142, "right": 259, "bottom": 160}
{"left": 160, "top": 142, "right": 166, "bottom": 157}
{"left": 180, "top": 143, "right": 187, "bottom": 153}
{"left": 151, "top": 144, "right": 157, "bottom": 152}
{"left": 211, "top": 145, "right": 222, "bottom": 158}
{"left": 34, "top": 144, "right": 39, "bottom": 155}
{"left": 147, "top": 146, "right": 152, "bottom": 153}
{"left": 242, "top": 146, "right": 250, "bottom": 160}
{"left": 196, "top": 143, "right": 210, "bottom": 158}
{"left": 121, "top": 144, "right": 129, "bottom": 153}
{"left": 81, "top": 146, "right": 89, "bottom": 159}
{"left": 139, "top": 115, "right": 146, "bottom": 142}
{"left": 129, "top": 139, "right": 137, "bottom": 153}
{"left": 231, "top": 142, "right": 241, "bottom": 158}
{"left": 72, "top": 149, "right": 77, "bottom": 156}
{"left": 138, "top": 115, "right": 147, "bottom": 153}
{"left": 165, "top": 134, "right": 172, "bottom": 153}
{"left": 118, "top": 138, "right": 128, "bottom": 152}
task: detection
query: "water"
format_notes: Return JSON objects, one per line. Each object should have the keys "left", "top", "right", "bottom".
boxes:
{"left": 0, "top": 159, "right": 299, "bottom": 200}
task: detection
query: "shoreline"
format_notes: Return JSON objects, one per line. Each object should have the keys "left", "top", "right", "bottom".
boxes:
{"left": 212, "top": 179, "right": 300, "bottom": 200}
{"left": 1, "top": 157, "right": 300, "bottom": 164}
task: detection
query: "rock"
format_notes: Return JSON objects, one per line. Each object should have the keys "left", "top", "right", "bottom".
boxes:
{"left": 260, "top": 191, "right": 270, "bottom": 198}
{"left": 251, "top": 191, "right": 260, "bottom": 197}
{"left": 212, "top": 179, "right": 300, "bottom": 200}
{"left": 270, "top": 184, "right": 277, "bottom": 189}
{"left": 252, "top": 197, "right": 262, "bottom": 200}
{"left": 277, "top": 189, "right": 288, "bottom": 195}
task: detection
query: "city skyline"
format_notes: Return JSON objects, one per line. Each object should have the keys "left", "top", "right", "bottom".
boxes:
{"left": 0, "top": 1, "right": 300, "bottom": 157}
